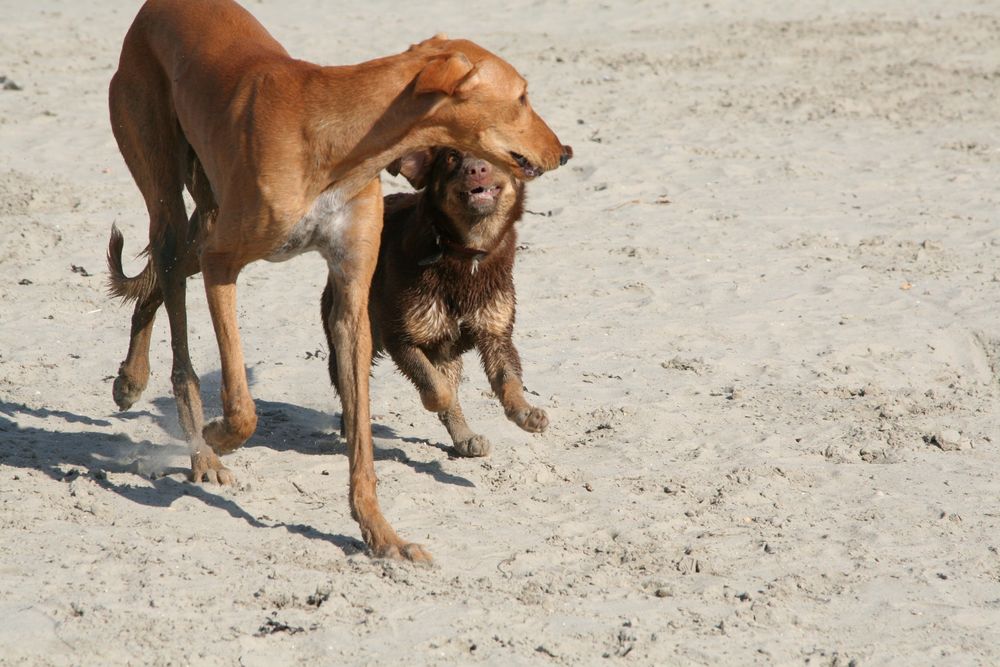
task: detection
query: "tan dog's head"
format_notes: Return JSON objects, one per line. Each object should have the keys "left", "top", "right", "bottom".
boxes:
{"left": 405, "top": 35, "right": 573, "bottom": 180}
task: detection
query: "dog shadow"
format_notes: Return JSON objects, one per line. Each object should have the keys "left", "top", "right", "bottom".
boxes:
{"left": 143, "top": 368, "right": 474, "bottom": 488}
{"left": 0, "top": 400, "right": 367, "bottom": 554}
{"left": 0, "top": 389, "right": 465, "bottom": 558}
{"left": 0, "top": 367, "right": 471, "bottom": 552}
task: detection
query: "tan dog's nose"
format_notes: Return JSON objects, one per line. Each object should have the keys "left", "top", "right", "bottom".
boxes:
{"left": 560, "top": 145, "right": 573, "bottom": 166}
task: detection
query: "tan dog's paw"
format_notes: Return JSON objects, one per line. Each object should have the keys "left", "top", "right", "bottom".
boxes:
{"left": 112, "top": 374, "right": 145, "bottom": 411}
{"left": 203, "top": 416, "right": 252, "bottom": 455}
{"left": 375, "top": 540, "right": 434, "bottom": 564}
{"left": 190, "top": 449, "right": 236, "bottom": 486}
{"left": 453, "top": 434, "right": 492, "bottom": 458}
{"left": 511, "top": 406, "right": 549, "bottom": 433}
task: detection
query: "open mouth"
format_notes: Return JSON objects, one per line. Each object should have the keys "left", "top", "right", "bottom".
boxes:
{"left": 462, "top": 184, "right": 502, "bottom": 209}
{"left": 510, "top": 152, "right": 543, "bottom": 178}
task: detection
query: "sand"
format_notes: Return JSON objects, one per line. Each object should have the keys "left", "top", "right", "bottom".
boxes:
{"left": 1, "top": 0, "right": 999, "bottom": 664}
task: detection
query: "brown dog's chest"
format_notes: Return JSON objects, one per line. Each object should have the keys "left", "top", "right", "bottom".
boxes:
{"left": 394, "top": 261, "right": 515, "bottom": 349}
{"left": 369, "top": 184, "right": 521, "bottom": 357}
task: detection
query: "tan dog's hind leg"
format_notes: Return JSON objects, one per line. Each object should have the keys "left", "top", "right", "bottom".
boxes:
{"left": 112, "top": 209, "right": 202, "bottom": 411}
{"left": 108, "top": 67, "right": 168, "bottom": 413}
{"left": 153, "top": 206, "right": 220, "bottom": 482}
{"left": 110, "top": 65, "right": 230, "bottom": 484}
{"left": 326, "top": 181, "right": 431, "bottom": 563}
{"left": 113, "top": 290, "right": 162, "bottom": 410}
{"left": 161, "top": 244, "right": 232, "bottom": 485}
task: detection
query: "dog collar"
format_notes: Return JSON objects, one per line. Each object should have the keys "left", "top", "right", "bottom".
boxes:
{"left": 418, "top": 230, "right": 488, "bottom": 274}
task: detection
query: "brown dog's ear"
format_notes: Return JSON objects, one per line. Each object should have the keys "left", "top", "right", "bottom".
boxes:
{"left": 387, "top": 149, "right": 435, "bottom": 189}
{"left": 414, "top": 53, "right": 476, "bottom": 96}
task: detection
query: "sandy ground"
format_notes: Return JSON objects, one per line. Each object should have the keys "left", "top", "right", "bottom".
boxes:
{"left": 2, "top": 0, "right": 1000, "bottom": 664}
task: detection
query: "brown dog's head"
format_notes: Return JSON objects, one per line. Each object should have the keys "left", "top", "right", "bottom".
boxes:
{"left": 391, "top": 147, "right": 523, "bottom": 228}
{"left": 406, "top": 35, "right": 573, "bottom": 181}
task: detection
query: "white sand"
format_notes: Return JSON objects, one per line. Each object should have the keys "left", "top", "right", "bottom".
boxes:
{"left": 1, "top": 0, "right": 999, "bottom": 663}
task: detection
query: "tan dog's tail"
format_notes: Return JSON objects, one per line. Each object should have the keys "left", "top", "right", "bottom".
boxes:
{"left": 106, "top": 224, "right": 157, "bottom": 304}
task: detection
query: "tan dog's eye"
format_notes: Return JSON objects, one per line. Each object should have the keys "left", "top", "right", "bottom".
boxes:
{"left": 518, "top": 93, "right": 527, "bottom": 106}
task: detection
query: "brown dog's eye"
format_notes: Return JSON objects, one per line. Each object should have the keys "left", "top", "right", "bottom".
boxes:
{"left": 446, "top": 150, "right": 460, "bottom": 165}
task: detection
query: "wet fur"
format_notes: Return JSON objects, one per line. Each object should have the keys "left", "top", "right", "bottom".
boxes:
{"left": 322, "top": 149, "right": 548, "bottom": 457}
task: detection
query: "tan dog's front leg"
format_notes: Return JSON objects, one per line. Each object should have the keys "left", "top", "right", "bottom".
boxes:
{"left": 327, "top": 183, "right": 431, "bottom": 563}
{"left": 198, "top": 254, "right": 258, "bottom": 480}
{"left": 478, "top": 334, "right": 549, "bottom": 433}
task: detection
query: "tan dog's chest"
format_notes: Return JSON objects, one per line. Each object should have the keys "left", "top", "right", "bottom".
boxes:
{"left": 265, "top": 185, "right": 374, "bottom": 275}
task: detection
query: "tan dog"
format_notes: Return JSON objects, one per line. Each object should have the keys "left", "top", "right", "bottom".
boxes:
{"left": 106, "top": 0, "right": 571, "bottom": 562}
{"left": 321, "top": 148, "right": 547, "bottom": 458}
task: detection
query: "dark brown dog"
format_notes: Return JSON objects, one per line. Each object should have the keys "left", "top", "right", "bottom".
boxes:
{"left": 321, "top": 148, "right": 548, "bottom": 457}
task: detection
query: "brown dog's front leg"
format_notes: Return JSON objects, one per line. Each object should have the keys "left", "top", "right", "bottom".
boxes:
{"left": 478, "top": 334, "right": 549, "bottom": 434}
{"left": 434, "top": 356, "right": 492, "bottom": 458}
{"left": 389, "top": 344, "right": 455, "bottom": 413}
{"left": 390, "top": 346, "right": 490, "bottom": 456}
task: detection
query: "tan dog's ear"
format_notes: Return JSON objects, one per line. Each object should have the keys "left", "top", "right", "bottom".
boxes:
{"left": 453, "top": 63, "right": 481, "bottom": 96}
{"left": 387, "top": 149, "right": 435, "bottom": 189}
{"left": 414, "top": 53, "right": 476, "bottom": 96}
{"left": 409, "top": 33, "right": 449, "bottom": 51}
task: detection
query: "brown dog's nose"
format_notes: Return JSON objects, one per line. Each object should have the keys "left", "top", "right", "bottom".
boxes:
{"left": 560, "top": 145, "right": 573, "bottom": 166}
{"left": 463, "top": 158, "right": 493, "bottom": 187}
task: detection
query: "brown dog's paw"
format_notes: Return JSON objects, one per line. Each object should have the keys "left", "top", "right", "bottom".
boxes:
{"left": 112, "top": 374, "right": 145, "bottom": 411}
{"left": 511, "top": 406, "right": 549, "bottom": 433}
{"left": 453, "top": 434, "right": 492, "bottom": 458}
{"left": 189, "top": 449, "right": 236, "bottom": 486}
{"left": 375, "top": 540, "right": 434, "bottom": 564}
